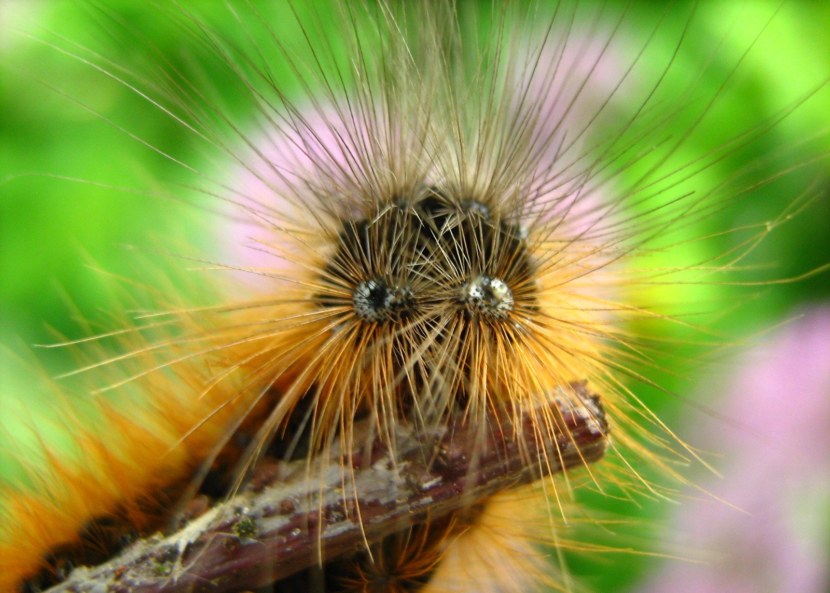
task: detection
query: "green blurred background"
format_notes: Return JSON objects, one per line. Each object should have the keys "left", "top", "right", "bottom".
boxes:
{"left": 1, "top": 2, "right": 828, "bottom": 592}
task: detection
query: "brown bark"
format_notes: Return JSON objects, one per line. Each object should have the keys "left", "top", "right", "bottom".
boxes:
{"left": 48, "top": 383, "right": 608, "bottom": 593}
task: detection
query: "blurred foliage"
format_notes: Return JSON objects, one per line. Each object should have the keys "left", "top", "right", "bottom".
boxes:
{"left": 0, "top": 2, "right": 828, "bottom": 592}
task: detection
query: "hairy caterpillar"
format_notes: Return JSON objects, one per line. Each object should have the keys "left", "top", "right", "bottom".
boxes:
{"left": 1, "top": 2, "right": 828, "bottom": 593}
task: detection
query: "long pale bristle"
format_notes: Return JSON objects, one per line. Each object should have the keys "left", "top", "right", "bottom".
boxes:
{"left": 1, "top": 2, "right": 827, "bottom": 592}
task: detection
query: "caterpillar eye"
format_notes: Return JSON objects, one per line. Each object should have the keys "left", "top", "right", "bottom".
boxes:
{"left": 459, "top": 275, "right": 514, "bottom": 320}
{"left": 353, "top": 278, "right": 416, "bottom": 322}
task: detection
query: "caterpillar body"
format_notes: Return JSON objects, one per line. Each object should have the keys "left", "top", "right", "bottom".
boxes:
{"left": 1, "top": 2, "right": 828, "bottom": 593}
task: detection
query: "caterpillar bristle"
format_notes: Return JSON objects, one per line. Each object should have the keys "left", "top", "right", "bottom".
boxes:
{"left": 1, "top": 1, "right": 828, "bottom": 592}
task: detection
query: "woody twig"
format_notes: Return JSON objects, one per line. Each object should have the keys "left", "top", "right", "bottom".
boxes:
{"left": 48, "top": 383, "right": 608, "bottom": 593}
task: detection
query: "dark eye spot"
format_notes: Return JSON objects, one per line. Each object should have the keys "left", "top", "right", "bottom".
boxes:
{"left": 353, "top": 278, "right": 416, "bottom": 323}
{"left": 459, "top": 275, "right": 514, "bottom": 320}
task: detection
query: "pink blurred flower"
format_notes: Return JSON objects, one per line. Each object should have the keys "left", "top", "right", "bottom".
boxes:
{"left": 640, "top": 307, "right": 830, "bottom": 593}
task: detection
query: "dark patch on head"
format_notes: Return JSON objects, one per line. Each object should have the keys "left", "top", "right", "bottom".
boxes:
{"left": 315, "top": 185, "right": 536, "bottom": 323}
